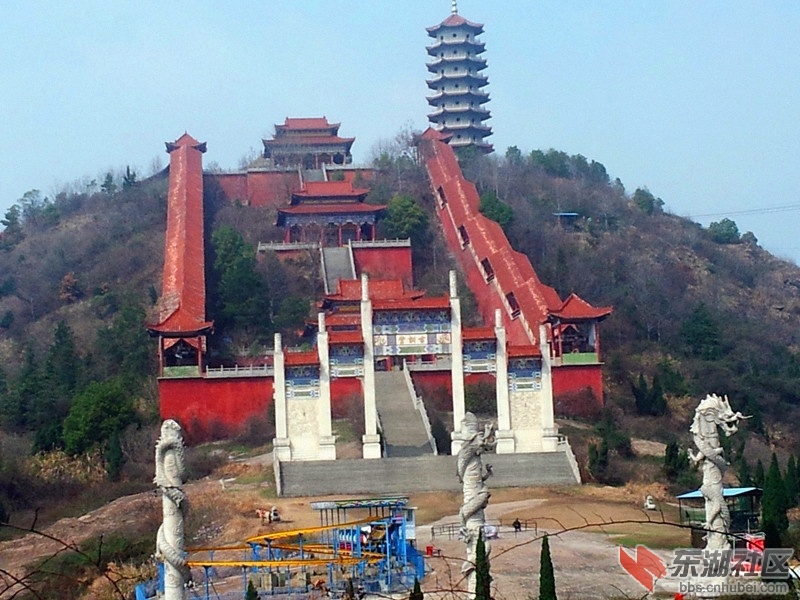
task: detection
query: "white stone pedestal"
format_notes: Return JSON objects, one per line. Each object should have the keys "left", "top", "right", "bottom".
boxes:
{"left": 273, "top": 437, "right": 291, "bottom": 461}
{"left": 362, "top": 434, "right": 382, "bottom": 459}
{"left": 319, "top": 435, "right": 337, "bottom": 460}
{"left": 494, "top": 429, "right": 516, "bottom": 454}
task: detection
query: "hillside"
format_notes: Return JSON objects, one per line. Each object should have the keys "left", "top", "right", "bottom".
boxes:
{"left": 1, "top": 144, "right": 800, "bottom": 508}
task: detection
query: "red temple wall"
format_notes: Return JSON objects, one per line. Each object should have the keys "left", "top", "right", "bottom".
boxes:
{"left": 331, "top": 377, "right": 363, "bottom": 418}
{"left": 552, "top": 364, "right": 604, "bottom": 417}
{"left": 353, "top": 247, "right": 413, "bottom": 286}
{"left": 159, "top": 377, "right": 273, "bottom": 441}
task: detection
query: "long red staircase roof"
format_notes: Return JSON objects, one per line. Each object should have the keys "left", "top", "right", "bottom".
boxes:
{"left": 148, "top": 133, "right": 213, "bottom": 336}
{"left": 417, "top": 128, "right": 611, "bottom": 345}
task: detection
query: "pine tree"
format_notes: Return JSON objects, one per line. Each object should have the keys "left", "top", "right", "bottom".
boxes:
{"left": 409, "top": 577, "right": 423, "bottom": 600}
{"left": 475, "top": 530, "right": 492, "bottom": 600}
{"left": 539, "top": 534, "right": 557, "bottom": 600}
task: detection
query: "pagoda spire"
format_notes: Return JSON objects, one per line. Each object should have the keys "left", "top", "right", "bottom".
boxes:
{"left": 452, "top": 0, "right": 458, "bottom": 14}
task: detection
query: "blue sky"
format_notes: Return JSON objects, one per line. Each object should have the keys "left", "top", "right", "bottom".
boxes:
{"left": 2, "top": 1, "right": 799, "bottom": 263}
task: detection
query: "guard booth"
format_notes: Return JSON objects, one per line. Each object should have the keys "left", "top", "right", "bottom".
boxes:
{"left": 677, "top": 487, "right": 763, "bottom": 548}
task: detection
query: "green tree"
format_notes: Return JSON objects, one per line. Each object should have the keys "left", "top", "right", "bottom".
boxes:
{"left": 475, "top": 530, "right": 492, "bottom": 600}
{"left": 409, "top": 577, "right": 423, "bottom": 600}
{"left": 754, "top": 458, "right": 765, "bottom": 488}
{"left": 211, "top": 226, "right": 271, "bottom": 334}
{"left": 680, "top": 304, "right": 722, "bottom": 360}
{"left": 588, "top": 438, "right": 609, "bottom": 481}
{"left": 105, "top": 429, "right": 124, "bottom": 481}
{"left": 94, "top": 304, "right": 154, "bottom": 384}
{"left": 245, "top": 579, "right": 258, "bottom": 600}
{"left": 784, "top": 455, "right": 798, "bottom": 507}
{"left": 737, "top": 457, "right": 753, "bottom": 487}
{"left": 1, "top": 205, "right": 24, "bottom": 249}
{"left": 632, "top": 187, "right": 663, "bottom": 215}
{"left": 664, "top": 441, "right": 684, "bottom": 482}
{"left": 62, "top": 378, "right": 136, "bottom": 456}
{"left": 539, "top": 534, "right": 557, "bottom": 600}
{"left": 479, "top": 191, "right": 514, "bottom": 232}
{"left": 100, "top": 172, "right": 117, "bottom": 195}
{"left": 381, "top": 194, "right": 429, "bottom": 244}
{"left": 761, "top": 452, "right": 789, "bottom": 544}
{"left": 707, "top": 218, "right": 741, "bottom": 244}
{"left": 122, "top": 166, "right": 137, "bottom": 190}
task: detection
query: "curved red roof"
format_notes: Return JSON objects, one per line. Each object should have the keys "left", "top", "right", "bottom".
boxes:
{"left": 148, "top": 133, "right": 213, "bottom": 336}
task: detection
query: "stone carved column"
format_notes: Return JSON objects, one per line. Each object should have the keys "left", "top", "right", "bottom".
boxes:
{"left": 155, "top": 420, "right": 190, "bottom": 600}
{"left": 449, "top": 270, "right": 466, "bottom": 454}
{"left": 457, "top": 413, "right": 495, "bottom": 595}
{"left": 317, "top": 312, "right": 336, "bottom": 459}
{"left": 360, "top": 274, "right": 381, "bottom": 458}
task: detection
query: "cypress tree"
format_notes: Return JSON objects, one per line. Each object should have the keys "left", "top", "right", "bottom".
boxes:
{"left": 475, "top": 530, "right": 492, "bottom": 600}
{"left": 784, "top": 455, "right": 799, "bottom": 507}
{"left": 409, "top": 577, "right": 423, "bottom": 600}
{"left": 754, "top": 458, "right": 765, "bottom": 488}
{"left": 539, "top": 535, "right": 557, "bottom": 600}
{"left": 762, "top": 452, "right": 789, "bottom": 544}
{"left": 245, "top": 579, "right": 258, "bottom": 600}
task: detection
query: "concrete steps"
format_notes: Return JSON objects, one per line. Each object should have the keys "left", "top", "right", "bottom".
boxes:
{"left": 321, "top": 246, "right": 355, "bottom": 293}
{"left": 278, "top": 450, "right": 580, "bottom": 497}
{"left": 374, "top": 371, "right": 433, "bottom": 457}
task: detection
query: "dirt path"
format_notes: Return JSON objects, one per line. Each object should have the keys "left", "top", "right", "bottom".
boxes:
{"left": 418, "top": 489, "right": 685, "bottom": 600}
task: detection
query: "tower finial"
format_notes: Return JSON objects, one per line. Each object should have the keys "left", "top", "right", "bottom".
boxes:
{"left": 451, "top": 0, "right": 458, "bottom": 14}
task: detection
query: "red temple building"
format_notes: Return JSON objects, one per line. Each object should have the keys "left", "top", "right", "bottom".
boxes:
{"left": 263, "top": 117, "right": 355, "bottom": 168}
{"left": 210, "top": 117, "right": 367, "bottom": 208}
{"left": 276, "top": 180, "right": 386, "bottom": 246}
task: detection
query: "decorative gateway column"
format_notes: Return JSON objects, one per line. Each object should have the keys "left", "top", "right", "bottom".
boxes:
{"left": 457, "top": 413, "right": 495, "bottom": 596}
{"left": 155, "top": 420, "right": 191, "bottom": 600}
{"left": 449, "top": 270, "right": 467, "bottom": 454}
{"left": 360, "top": 274, "right": 382, "bottom": 458}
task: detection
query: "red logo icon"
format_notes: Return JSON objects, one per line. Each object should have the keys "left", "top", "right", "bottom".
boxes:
{"left": 619, "top": 545, "right": 667, "bottom": 591}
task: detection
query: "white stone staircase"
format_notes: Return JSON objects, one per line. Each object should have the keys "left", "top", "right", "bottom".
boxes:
{"left": 375, "top": 371, "right": 437, "bottom": 457}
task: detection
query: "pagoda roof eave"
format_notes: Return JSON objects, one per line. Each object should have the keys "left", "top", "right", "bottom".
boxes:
{"left": 426, "top": 40, "right": 486, "bottom": 54}
{"left": 426, "top": 14, "right": 484, "bottom": 34}
{"left": 372, "top": 296, "right": 451, "bottom": 311}
{"left": 550, "top": 293, "right": 614, "bottom": 321}
{"left": 278, "top": 203, "right": 385, "bottom": 215}
{"left": 427, "top": 91, "right": 490, "bottom": 102}
{"left": 427, "top": 75, "right": 489, "bottom": 89}
{"left": 263, "top": 136, "right": 355, "bottom": 147}
{"left": 427, "top": 57, "right": 487, "bottom": 69}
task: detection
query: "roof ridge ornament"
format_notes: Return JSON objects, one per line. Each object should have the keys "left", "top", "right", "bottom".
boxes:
{"left": 452, "top": 0, "right": 458, "bottom": 14}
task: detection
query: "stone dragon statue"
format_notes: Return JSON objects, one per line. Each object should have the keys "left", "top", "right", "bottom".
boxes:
{"left": 155, "top": 419, "right": 191, "bottom": 596}
{"left": 456, "top": 412, "right": 496, "bottom": 593}
{"left": 688, "top": 394, "right": 748, "bottom": 550}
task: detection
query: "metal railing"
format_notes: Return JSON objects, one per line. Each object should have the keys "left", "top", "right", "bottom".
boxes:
{"left": 205, "top": 364, "right": 274, "bottom": 378}
{"left": 403, "top": 360, "right": 438, "bottom": 455}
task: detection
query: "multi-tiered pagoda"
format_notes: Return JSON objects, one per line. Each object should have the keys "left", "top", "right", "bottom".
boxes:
{"left": 426, "top": 2, "right": 493, "bottom": 153}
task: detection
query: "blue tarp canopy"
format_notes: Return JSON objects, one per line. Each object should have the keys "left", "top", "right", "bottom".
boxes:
{"left": 677, "top": 487, "right": 762, "bottom": 500}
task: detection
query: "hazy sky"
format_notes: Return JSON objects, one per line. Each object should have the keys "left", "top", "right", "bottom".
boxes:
{"left": 2, "top": 1, "right": 799, "bottom": 263}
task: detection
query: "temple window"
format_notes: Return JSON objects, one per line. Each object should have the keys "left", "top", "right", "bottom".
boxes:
{"left": 436, "top": 185, "right": 447, "bottom": 207}
{"left": 458, "top": 225, "right": 470, "bottom": 247}
{"left": 480, "top": 258, "right": 495, "bottom": 282}
{"left": 506, "top": 292, "right": 521, "bottom": 318}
